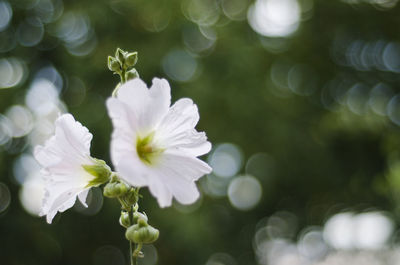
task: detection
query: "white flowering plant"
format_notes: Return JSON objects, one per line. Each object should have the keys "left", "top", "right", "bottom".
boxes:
{"left": 34, "top": 48, "right": 212, "bottom": 264}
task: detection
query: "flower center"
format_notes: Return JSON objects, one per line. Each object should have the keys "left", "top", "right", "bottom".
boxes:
{"left": 136, "top": 132, "right": 163, "bottom": 165}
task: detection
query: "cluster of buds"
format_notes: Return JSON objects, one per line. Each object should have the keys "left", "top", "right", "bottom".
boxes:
{"left": 126, "top": 216, "right": 159, "bottom": 244}
{"left": 108, "top": 48, "right": 139, "bottom": 84}
{"left": 103, "top": 174, "right": 159, "bottom": 258}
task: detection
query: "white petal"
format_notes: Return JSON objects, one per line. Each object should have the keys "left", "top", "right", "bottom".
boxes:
{"left": 117, "top": 78, "right": 149, "bottom": 114}
{"left": 109, "top": 131, "right": 136, "bottom": 168}
{"left": 168, "top": 179, "right": 200, "bottom": 205}
{"left": 34, "top": 114, "right": 93, "bottom": 168}
{"left": 148, "top": 78, "right": 171, "bottom": 126}
{"left": 53, "top": 191, "right": 78, "bottom": 213}
{"left": 146, "top": 151, "right": 211, "bottom": 206}
{"left": 147, "top": 157, "right": 203, "bottom": 205}
{"left": 41, "top": 186, "right": 81, "bottom": 223}
{"left": 158, "top": 130, "right": 212, "bottom": 157}
{"left": 156, "top": 98, "right": 211, "bottom": 156}
{"left": 117, "top": 155, "right": 149, "bottom": 187}
{"left": 161, "top": 150, "right": 212, "bottom": 181}
{"left": 54, "top": 114, "right": 93, "bottom": 159}
{"left": 34, "top": 142, "right": 62, "bottom": 168}
{"left": 107, "top": 98, "right": 138, "bottom": 166}
{"left": 115, "top": 78, "right": 170, "bottom": 132}
{"left": 46, "top": 210, "right": 58, "bottom": 224}
{"left": 106, "top": 97, "right": 138, "bottom": 135}
{"left": 184, "top": 140, "right": 212, "bottom": 157}
{"left": 116, "top": 155, "right": 175, "bottom": 206}
{"left": 78, "top": 189, "right": 90, "bottom": 207}
{"left": 148, "top": 175, "right": 173, "bottom": 207}
{"left": 157, "top": 98, "right": 199, "bottom": 135}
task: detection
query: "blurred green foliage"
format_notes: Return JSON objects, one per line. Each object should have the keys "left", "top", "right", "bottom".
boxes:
{"left": 1, "top": 0, "right": 400, "bottom": 264}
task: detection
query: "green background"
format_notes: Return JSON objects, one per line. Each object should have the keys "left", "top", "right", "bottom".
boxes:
{"left": 1, "top": 0, "right": 400, "bottom": 264}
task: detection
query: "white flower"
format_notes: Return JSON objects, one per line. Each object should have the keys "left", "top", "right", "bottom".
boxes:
{"left": 106, "top": 78, "right": 212, "bottom": 207}
{"left": 34, "top": 114, "right": 110, "bottom": 223}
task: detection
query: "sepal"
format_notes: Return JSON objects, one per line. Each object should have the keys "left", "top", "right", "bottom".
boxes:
{"left": 125, "top": 52, "right": 138, "bottom": 67}
{"left": 83, "top": 159, "right": 112, "bottom": 187}
{"left": 115, "top": 48, "right": 126, "bottom": 65}
{"left": 125, "top": 69, "right": 139, "bottom": 81}
{"left": 119, "top": 211, "right": 130, "bottom": 228}
{"left": 108, "top": 56, "right": 120, "bottom": 72}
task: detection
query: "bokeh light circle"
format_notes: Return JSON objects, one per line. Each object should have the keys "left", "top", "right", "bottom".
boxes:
{"left": 0, "top": 182, "right": 11, "bottom": 213}
{"left": 323, "top": 211, "right": 394, "bottom": 250}
{"left": 13, "top": 154, "right": 40, "bottom": 185}
{"left": 0, "top": 1, "right": 12, "bottom": 31}
{"left": 208, "top": 143, "right": 243, "bottom": 178}
{"left": 17, "top": 17, "right": 44, "bottom": 47}
{"left": 245, "top": 152, "right": 275, "bottom": 180}
{"left": 387, "top": 94, "right": 400, "bottom": 126}
{"left": 206, "top": 252, "right": 236, "bottom": 265}
{"left": 162, "top": 49, "right": 198, "bottom": 82}
{"left": 6, "top": 105, "right": 34, "bottom": 137}
{"left": 74, "top": 187, "right": 104, "bottom": 216}
{"left": 19, "top": 174, "right": 45, "bottom": 216}
{"left": 140, "top": 244, "right": 158, "bottom": 265}
{"left": 25, "top": 78, "right": 60, "bottom": 116}
{"left": 92, "top": 245, "right": 125, "bottom": 265}
{"left": 0, "top": 58, "right": 26, "bottom": 88}
{"left": 0, "top": 114, "right": 13, "bottom": 146}
{"left": 228, "top": 175, "right": 262, "bottom": 210}
{"left": 297, "top": 227, "right": 328, "bottom": 260}
{"left": 247, "top": 0, "right": 300, "bottom": 38}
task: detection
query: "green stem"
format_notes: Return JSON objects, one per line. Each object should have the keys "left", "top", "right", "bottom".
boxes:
{"left": 120, "top": 64, "right": 127, "bottom": 84}
{"left": 130, "top": 238, "right": 135, "bottom": 265}
{"left": 128, "top": 205, "right": 137, "bottom": 265}
{"left": 121, "top": 70, "right": 126, "bottom": 83}
{"left": 133, "top": 243, "right": 143, "bottom": 258}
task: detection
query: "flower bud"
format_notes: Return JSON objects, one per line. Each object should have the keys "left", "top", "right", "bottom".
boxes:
{"left": 125, "top": 69, "right": 139, "bottom": 81}
{"left": 115, "top": 48, "right": 126, "bottom": 65}
{"left": 133, "top": 211, "right": 148, "bottom": 223}
{"left": 125, "top": 219, "right": 159, "bottom": 244}
{"left": 117, "top": 182, "right": 129, "bottom": 195}
{"left": 125, "top": 188, "right": 139, "bottom": 205}
{"left": 119, "top": 211, "right": 130, "bottom": 228}
{"left": 103, "top": 183, "right": 116, "bottom": 197}
{"left": 103, "top": 182, "right": 129, "bottom": 198}
{"left": 125, "top": 52, "right": 138, "bottom": 67}
{"left": 108, "top": 56, "right": 120, "bottom": 72}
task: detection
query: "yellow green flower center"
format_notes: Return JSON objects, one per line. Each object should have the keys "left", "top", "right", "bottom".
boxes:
{"left": 136, "top": 132, "right": 163, "bottom": 165}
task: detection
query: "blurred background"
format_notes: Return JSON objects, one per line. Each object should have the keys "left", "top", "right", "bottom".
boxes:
{"left": 1, "top": 0, "right": 400, "bottom": 264}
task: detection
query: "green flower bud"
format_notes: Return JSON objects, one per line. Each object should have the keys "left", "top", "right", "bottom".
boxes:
{"left": 115, "top": 48, "right": 126, "bottom": 65}
{"left": 108, "top": 56, "right": 120, "bottom": 72}
{"left": 124, "top": 188, "right": 139, "bottom": 205}
{"left": 125, "top": 52, "right": 138, "bottom": 67}
{"left": 103, "top": 182, "right": 116, "bottom": 197}
{"left": 125, "top": 220, "right": 159, "bottom": 244}
{"left": 137, "top": 217, "right": 148, "bottom": 227}
{"left": 125, "top": 69, "right": 139, "bottom": 81}
{"left": 133, "top": 211, "right": 148, "bottom": 223}
{"left": 117, "top": 182, "right": 128, "bottom": 195}
{"left": 119, "top": 211, "right": 131, "bottom": 228}
{"left": 103, "top": 182, "right": 129, "bottom": 198}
